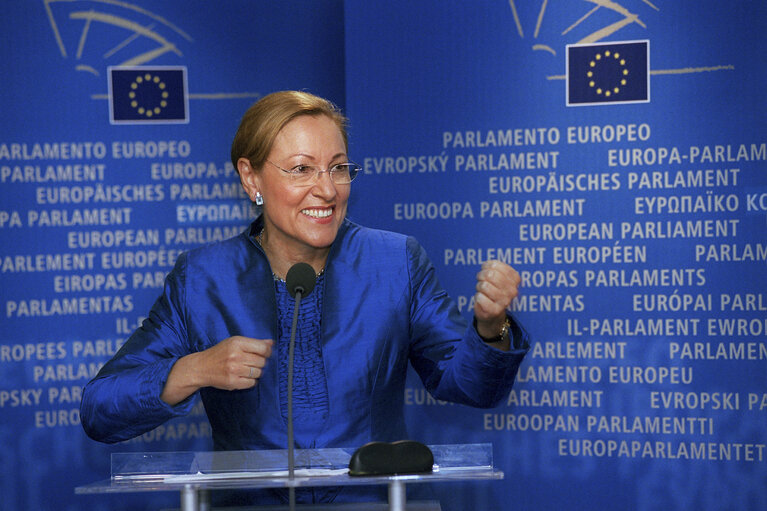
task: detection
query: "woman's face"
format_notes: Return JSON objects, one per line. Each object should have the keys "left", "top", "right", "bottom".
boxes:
{"left": 255, "top": 114, "right": 350, "bottom": 258}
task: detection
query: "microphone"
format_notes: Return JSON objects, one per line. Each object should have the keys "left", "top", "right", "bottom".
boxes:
{"left": 286, "top": 262, "right": 317, "bottom": 299}
{"left": 284, "top": 262, "right": 316, "bottom": 511}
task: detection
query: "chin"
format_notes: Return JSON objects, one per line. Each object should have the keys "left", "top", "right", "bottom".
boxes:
{"left": 302, "top": 229, "right": 338, "bottom": 248}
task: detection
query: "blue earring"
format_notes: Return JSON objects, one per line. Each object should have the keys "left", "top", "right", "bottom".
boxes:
{"left": 255, "top": 192, "right": 264, "bottom": 206}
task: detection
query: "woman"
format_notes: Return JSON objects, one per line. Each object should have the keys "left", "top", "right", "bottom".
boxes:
{"left": 80, "top": 91, "right": 529, "bottom": 504}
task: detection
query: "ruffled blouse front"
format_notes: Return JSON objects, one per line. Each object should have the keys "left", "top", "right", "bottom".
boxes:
{"left": 273, "top": 274, "right": 329, "bottom": 448}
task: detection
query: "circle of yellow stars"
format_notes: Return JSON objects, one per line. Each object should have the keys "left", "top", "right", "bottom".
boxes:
{"left": 587, "top": 50, "right": 629, "bottom": 98}
{"left": 128, "top": 73, "right": 169, "bottom": 118}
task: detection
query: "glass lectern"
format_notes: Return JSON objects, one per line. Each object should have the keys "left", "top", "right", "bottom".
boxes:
{"left": 75, "top": 443, "right": 503, "bottom": 511}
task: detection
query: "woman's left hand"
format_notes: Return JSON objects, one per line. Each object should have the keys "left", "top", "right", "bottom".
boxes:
{"left": 473, "top": 260, "right": 521, "bottom": 344}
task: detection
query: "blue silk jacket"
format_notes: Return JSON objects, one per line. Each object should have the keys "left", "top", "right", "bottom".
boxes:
{"left": 81, "top": 217, "right": 529, "bottom": 450}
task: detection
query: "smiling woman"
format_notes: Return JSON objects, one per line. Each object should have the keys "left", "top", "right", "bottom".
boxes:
{"left": 80, "top": 90, "right": 530, "bottom": 507}
{"left": 230, "top": 91, "right": 354, "bottom": 278}
{"left": 238, "top": 114, "right": 352, "bottom": 279}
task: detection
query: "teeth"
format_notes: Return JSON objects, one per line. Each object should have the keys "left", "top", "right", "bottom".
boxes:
{"left": 302, "top": 208, "right": 332, "bottom": 218}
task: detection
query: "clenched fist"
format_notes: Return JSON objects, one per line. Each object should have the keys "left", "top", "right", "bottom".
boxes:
{"left": 473, "top": 260, "right": 521, "bottom": 348}
{"left": 161, "top": 336, "right": 273, "bottom": 405}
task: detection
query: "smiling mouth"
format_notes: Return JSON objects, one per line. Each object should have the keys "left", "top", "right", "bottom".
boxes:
{"left": 302, "top": 207, "right": 333, "bottom": 218}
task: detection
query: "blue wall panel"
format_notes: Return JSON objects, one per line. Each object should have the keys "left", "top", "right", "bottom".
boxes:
{"left": 0, "top": 1, "right": 343, "bottom": 509}
{"left": 345, "top": 2, "right": 766, "bottom": 510}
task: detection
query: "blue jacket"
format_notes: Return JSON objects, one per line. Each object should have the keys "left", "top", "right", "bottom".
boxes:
{"left": 81, "top": 217, "right": 529, "bottom": 449}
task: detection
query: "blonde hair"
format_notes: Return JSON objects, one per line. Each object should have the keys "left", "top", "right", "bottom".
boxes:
{"left": 230, "top": 90, "right": 348, "bottom": 172}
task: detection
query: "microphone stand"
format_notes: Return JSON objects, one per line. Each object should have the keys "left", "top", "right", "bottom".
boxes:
{"left": 287, "top": 289, "right": 303, "bottom": 511}
{"left": 284, "top": 262, "right": 316, "bottom": 511}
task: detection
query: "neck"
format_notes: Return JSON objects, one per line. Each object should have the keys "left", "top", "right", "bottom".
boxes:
{"left": 257, "top": 228, "right": 329, "bottom": 280}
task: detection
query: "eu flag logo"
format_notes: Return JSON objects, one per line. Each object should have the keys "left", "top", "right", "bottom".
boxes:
{"left": 567, "top": 41, "right": 649, "bottom": 106}
{"left": 109, "top": 66, "right": 189, "bottom": 124}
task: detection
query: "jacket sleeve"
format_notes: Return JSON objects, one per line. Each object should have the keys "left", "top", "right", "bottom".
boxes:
{"left": 80, "top": 253, "right": 198, "bottom": 443}
{"left": 405, "top": 237, "right": 529, "bottom": 408}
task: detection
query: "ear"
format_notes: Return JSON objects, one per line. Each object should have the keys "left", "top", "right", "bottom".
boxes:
{"left": 237, "top": 157, "right": 261, "bottom": 200}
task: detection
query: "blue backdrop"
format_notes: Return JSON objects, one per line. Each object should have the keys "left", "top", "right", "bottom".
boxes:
{"left": 1, "top": 1, "right": 765, "bottom": 510}
{"left": 344, "top": 2, "right": 766, "bottom": 511}
{"left": 1, "top": 2, "right": 344, "bottom": 510}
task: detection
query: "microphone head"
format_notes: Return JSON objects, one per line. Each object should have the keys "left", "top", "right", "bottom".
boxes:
{"left": 285, "top": 262, "right": 317, "bottom": 298}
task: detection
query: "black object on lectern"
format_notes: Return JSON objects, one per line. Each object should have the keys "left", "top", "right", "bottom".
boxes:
{"left": 349, "top": 440, "right": 434, "bottom": 476}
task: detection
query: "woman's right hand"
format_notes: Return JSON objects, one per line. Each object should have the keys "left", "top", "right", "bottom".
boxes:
{"left": 161, "top": 336, "right": 273, "bottom": 405}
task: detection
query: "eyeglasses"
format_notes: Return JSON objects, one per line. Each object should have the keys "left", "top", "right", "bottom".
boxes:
{"left": 266, "top": 159, "right": 361, "bottom": 186}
